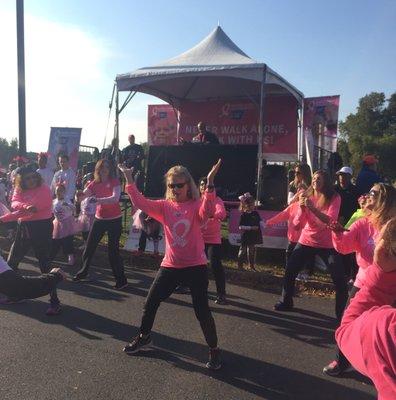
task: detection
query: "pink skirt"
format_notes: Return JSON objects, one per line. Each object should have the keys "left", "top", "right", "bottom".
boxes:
{"left": 53, "top": 216, "right": 77, "bottom": 239}
{"left": 77, "top": 214, "right": 95, "bottom": 233}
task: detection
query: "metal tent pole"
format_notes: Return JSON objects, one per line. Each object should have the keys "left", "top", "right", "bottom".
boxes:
{"left": 256, "top": 66, "right": 267, "bottom": 203}
{"left": 16, "top": 0, "right": 26, "bottom": 156}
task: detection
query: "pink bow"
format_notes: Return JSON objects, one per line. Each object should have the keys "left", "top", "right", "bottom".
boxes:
{"left": 238, "top": 192, "right": 253, "bottom": 202}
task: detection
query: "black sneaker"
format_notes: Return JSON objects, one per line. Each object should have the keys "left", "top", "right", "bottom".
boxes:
{"left": 274, "top": 301, "right": 293, "bottom": 311}
{"left": 123, "top": 334, "right": 152, "bottom": 354}
{"left": 72, "top": 273, "right": 90, "bottom": 282}
{"left": 206, "top": 348, "right": 222, "bottom": 370}
{"left": 114, "top": 281, "right": 128, "bottom": 290}
{"left": 215, "top": 295, "right": 227, "bottom": 305}
{"left": 323, "top": 361, "right": 344, "bottom": 377}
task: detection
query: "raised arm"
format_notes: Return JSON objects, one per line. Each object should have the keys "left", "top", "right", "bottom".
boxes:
{"left": 266, "top": 207, "right": 290, "bottom": 226}
{"left": 198, "top": 159, "right": 221, "bottom": 221}
{"left": 118, "top": 164, "right": 165, "bottom": 223}
{"left": 331, "top": 220, "right": 362, "bottom": 255}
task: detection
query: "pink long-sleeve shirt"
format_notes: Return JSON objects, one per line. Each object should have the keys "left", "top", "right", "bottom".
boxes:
{"left": 265, "top": 202, "right": 304, "bottom": 243}
{"left": 125, "top": 183, "right": 215, "bottom": 268}
{"left": 336, "top": 263, "right": 396, "bottom": 400}
{"left": 298, "top": 194, "right": 341, "bottom": 249}
{"left": 0, "top": 184, "right": 53, "bottom": 223}
{"left": 332, "top": 217, "right": 378, "bottom": 288}
{"left": 201, "top": 196, "right": 226, "bottom": 244}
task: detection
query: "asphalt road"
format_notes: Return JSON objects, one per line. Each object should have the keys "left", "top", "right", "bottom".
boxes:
{"left": 0, "top": 258, "right": 376, "bottom": 400}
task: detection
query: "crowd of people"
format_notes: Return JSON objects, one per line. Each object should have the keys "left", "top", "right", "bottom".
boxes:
{"left": 0, "top": 136, "right": 395, "bottom": 397}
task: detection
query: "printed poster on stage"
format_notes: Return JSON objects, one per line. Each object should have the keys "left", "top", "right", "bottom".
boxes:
{"left": 147, "top": 96, "right": 299, "bottom": 161}
{"left": 148, "top": 105, "right": 178, "bottom": 146}
{"left": 303, "top": 96, "right": 340, "bottom": 165}
{"left": 47, "top": 127, "right": 82, "bottom": 172}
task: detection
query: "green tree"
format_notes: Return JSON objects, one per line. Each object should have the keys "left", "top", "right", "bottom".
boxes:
{"left": 338, "top": 92, "right": 396, "bottom": 181}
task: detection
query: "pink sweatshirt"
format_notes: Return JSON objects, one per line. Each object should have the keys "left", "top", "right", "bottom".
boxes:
{"left": 265, "top": 202, "right": 304, "bottom": 243}
{"left": 332, "top": 217, "right": 378, "bottom": 288}
{"left": 0, "top": 184, "right": 52, "bottom": 223}
{"left": 201, "top": 196, "right": 226, "bottom": 244}
{"left": 298, "top": 194, "right": 341, "bottom": 249}
{"left": 336, "top": 263, "right": 396, "bottom": 400}
{"left": 126, "top": 183, "right": 215, "bottom": 268}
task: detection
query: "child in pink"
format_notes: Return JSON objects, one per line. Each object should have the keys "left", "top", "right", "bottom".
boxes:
{"left": 75, "top": 190, "right": 96, "bottom": 242}
{"left": 50, "top": 183, "right": 77, "bottom": 266}
{"left": 119, "top": 160, "right": 223, "bottom": 371}
{"left": 336, "top": 219, "right": 396, "bottom": 400}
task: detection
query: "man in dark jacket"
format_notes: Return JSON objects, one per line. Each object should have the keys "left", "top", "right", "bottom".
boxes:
{"left": 192, "top": 122, "right": 220, "bottom": 144}
{"left": 356, "top": 155, "right": 382, "bottom": 196}
{"left": 334, "top": 166, "right": 359, "bottom": 225}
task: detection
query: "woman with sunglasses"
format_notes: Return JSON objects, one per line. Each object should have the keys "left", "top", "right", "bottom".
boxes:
{"left": 274, "top": 170, "right": 348, "bottom": 321}
{"left": 73, "top": 159, "right": 127, "bottom": 289}
{"left": 288, "top": 163, "right": 312, "bottom": 204}
{"left": 118, "top": 160, "right": 223, "bottom": 370}
{"left": 323, "top": 183, "right": 396, "bottom": 376}
{"left": 0, "top": 164, "right": 62, "bottom": 315}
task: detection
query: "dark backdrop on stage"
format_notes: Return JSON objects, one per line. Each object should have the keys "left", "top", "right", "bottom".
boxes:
{"left": 145, "top": 145, "right": 258, "bottom": 200}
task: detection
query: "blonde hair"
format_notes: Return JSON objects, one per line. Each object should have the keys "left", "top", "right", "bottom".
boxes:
{"left": 369, "top": 183, "right": 396, "bottom": 230}
{"left": 239, "top": 197, "right": 255, "bottom": 212}
{"left": 164, "top": 165, "right": 200, "bottom": 201}
{"left": 381, "top": 217, "right": 396, "bottom": 257}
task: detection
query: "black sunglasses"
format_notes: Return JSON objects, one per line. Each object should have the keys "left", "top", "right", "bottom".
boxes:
{"left": 168, "top": 182, "right": 187, "bottom": 189}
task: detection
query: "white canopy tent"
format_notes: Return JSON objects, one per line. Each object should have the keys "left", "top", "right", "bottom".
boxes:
{"left": 115, "top": 26, "right": 304, "bottom": 198}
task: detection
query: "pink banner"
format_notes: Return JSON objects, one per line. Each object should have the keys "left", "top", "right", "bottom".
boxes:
{"left": 303, "top": 96, "right": 340, "bottom": 154}
{"left": 147, "top": 96, "right": 299, "bottom": 161}
{"left": 228, "top": 208, "right": 288, "bottom": 249}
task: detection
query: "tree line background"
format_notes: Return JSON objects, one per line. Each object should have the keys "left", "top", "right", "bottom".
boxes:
{"left": 1, "top": 91, "right": 395, "bottom": 181}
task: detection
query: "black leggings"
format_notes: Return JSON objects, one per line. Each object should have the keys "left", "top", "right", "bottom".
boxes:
{"left": 281, "top": 243, "right": 348, "bottom": 321}
{"left": 205, "top": 243, "right": 226, "bottom": 296}
{"left": 50, "top": 236, "right": 74, "bottom": 259}
{"left": 0, "top": 270, "right": 62, "bottom": 300}
{"left": 76, "top": 217, "right": 126, "bottom": 284}
{"left": 7, "top": 219, "right": 59, "bottom": 305}
{"left": 140, "top": 266, "right": 218, "bottom": 348}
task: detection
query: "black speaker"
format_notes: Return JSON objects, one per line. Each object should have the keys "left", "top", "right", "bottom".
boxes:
{"left": 259, "top": 164, "right": 288, "bottom": 210}
{"left": 145, "top": 145, "right": 258, "bottom": 200}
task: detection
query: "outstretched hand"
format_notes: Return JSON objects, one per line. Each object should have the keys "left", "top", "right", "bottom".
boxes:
{"left": 207, "top": 159, "right": 222, "bottom": 185}
{"left": 118, "top": 163, "right": 134, "bottom": 184}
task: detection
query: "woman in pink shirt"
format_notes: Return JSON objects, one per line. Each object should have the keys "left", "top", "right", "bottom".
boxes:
{"left": 118, "top": 160, "right": 222, "bottom": 370}
{"left": 324, "top": 183, "right": 396, "bottom": 376}
{"left": 73, "top": 160, "right": 127, "bottom": 289}
{"left": 0, "top": 164, "right": 61, "bottom": 315}
{"left": 274, "top": 170, "right": 348, "bottom": 322}
{"left": 336, "top": 218, "right": 396, "bottom": 400}
{"left": 199, "top": 176, "right": 227, "bottom": 305}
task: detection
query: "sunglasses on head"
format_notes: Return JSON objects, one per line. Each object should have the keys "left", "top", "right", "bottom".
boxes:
{"left": 168, "top": 182, "right": 187, "bottom": 189}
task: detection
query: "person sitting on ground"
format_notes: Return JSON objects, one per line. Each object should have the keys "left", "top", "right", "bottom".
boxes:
{"left": 356, "top": 154, "right": 382, "bottom": 196}
{"left": 0, "top": 255, "right": 67, "bottom": 304}
{"left": 191, "top": 122, "right": 220, "bottom": 144}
